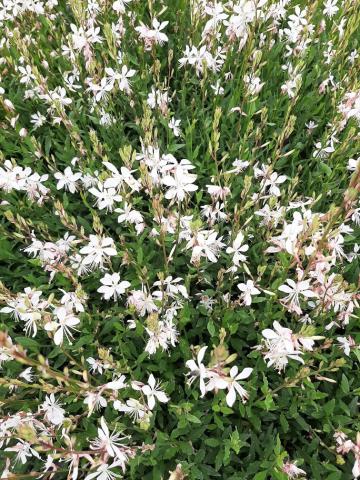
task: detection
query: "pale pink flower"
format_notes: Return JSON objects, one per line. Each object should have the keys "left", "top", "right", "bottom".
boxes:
{"left": 282, "top": 461, "right": 307, "bottom": 478}
{"left": 352, "top": 433, "right": 360, "bottom": 479}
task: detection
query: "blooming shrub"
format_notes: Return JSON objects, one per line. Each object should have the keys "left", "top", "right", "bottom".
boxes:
{"left": 0, "top": 0, "right": 359, "bottom": 479}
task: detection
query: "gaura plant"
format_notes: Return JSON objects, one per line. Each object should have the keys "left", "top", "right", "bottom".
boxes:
{"left": 0, "top": 0, "right": 359, "bottom": 478}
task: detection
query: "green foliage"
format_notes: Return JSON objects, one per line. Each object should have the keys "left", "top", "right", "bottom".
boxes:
{"left": 0, "top": 0, "right": 359, "bottom": 479}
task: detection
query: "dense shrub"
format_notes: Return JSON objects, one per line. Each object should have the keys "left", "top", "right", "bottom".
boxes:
{"left": 0, "top": 0, "right": 359, "bottom": 479}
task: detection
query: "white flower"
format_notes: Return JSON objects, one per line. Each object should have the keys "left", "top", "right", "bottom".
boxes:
{"left": 127, "top": 289, "right": 158, "bottom": 317}
{"left": 87, "top": 357, "right": 111, "bottom": 374}
{"left": 135, "top": 18, "right": 169, "bottom": 50}
{"left": 60, "top": 290, "right": 85, "bottom": 313}
{"left": 144, "top": 318, "right": 179, "bottom": 356}
{"left": 90, "top": 417, "right": 130, "bottom": 471}
{"left": 185, "top": 346, "right": 208, "bottom": 397}
{"left": 162, "top": 318, "right": 179, "bottom": 347}
{"left": 337, "top": 336, "right": 355, "bottom": 356}
{"left": 226, "top": 232, "right": 249, "bottom": 266}
{"left": 80, "top": 235, "right": 117, "bottom": 269}
{"left": 237, "top": 280, "right": 260, "bottom": 306}
{"left": 162, "top": 168, "right": 198, "bottom": 202}
{"left": 205, "top": 372, "right": 228, "bottom": 393}
{"left": 119, "top": 166, "right": 141, "bottom": 191}
{"left": 97, "top": 273, "right": 130, "bottom": 300}
{"left": 44, "top": 87, "right": 73, "bottom": 108}
{"left": 19, "top": 367, "right": 34, "bottom": 382}
{"left": 84, "top": 392, "right": 108, "bottom": 414}
{"left": 54, "top": 167, "right": 82, "bottom": 193}
{"left": 115, "top": 203, "right": 143, "bottom": 225}
{"left": 144, "top": 328, "right": 167, "bottom": 355}
{"left": 262, "top": 321, "right": 303, "bottom": 372}
{"left": 18, "top": 65, "right": 35, "bottom": 84}
{"left": 187, "top": 230, "right": 225, "bottom": 264}
{"left": 323, "top": 0, "right": 339, "bottom": 17}
{"left": 5, "top": 440, "right": 40, "bottom": 465}
{"left": 104, "top": 375, "right": 127, "bottom": 390}
{"left": 348, "top": 50, "right": 359, "bottom": 64}
{"left": 226, "top": 366, "right": 253, "bottom": 407}
{"left": 30, "top": 111, "right": 46, "bottom": 128}
{"left": 85, "top": 461, "right": 123, "bottom": 480}
{"left": 70, "top": 24, "right": 87, "bottom": 50}
{"left": 89, "top": 185, "right": 122, "bottom": 211}
{"left": 203, "top": 3, "right": 228, "bottom": 34}
{"left": 45, "top": 306, "right": 80, "bottom": 345}
{"left": 70, "top": 24, "right": 102, "bottom": 51}
{"left": 228, "top": 159, "right": 250, "bottom": 173}
{"left": 141, "top": 374, "right": 169, "bottom": 410}
{"left": 113, "top": 398, "right": 147, "bottom": 422}
{"left": 113, "top": 0, "right": 132, "bottom": 14}
{"left": 267, "top": 212, "right": 305, "bottom": 255}
{"left": 206, "top": 185, "right": 231, "bottom": 200}
{"left": 352, "top": 435, "right": 360, "bottom": 479}
{"left": 41, "top": 394, "right": 65, "bottom": 426}
{"left": 306, "top": 120, "right": 318, "bottom": 131}
{"left": 278, "top": 279, "right": 317, "bottom": 314}
{"left": 0, "top": 287, "right": 46, "bottom": 337}
{"left": 153, "top": 276, "right": 188, "bottom": 299}
{"left": 0, "top": 337, "right": 14, "bottom": 368}
{"left": 147, "top": 87, "right": 170, "bottom": 111}
{"left": 179, "top": 45, "right": 223, "bottom": 75}
{"left": 168, "top": 118, "right": 181, "bottom": 137}
{"left": 347, "top": 157, "right": 360, "bottom": 171}
{"left": 211, "top": 80, "right": 224, "bottom": 95}
{"left": 281, "top": 76, "right": 301, "bottom": 98}
{"left": 105, "top": 65, "right": 136, "bottom": 95}
{"left": 118, "top": 65, "right": 136, "bottom": 94}
{"left": 244, "top": 74, "right": 264, "bottom": 95}
{"left": 263, "top": 172, "right": 287, "bottom": 197}
{"left": 149, "top": 18, "right": 169, "bottom": 44}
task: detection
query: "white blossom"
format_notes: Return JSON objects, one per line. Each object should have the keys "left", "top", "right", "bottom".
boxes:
{"left": 41, "top": 394, "right": 65, "bottom": 426}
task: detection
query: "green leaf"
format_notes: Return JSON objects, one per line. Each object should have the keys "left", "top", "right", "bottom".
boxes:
{"left": 340, "top": 374, "right": 349, "bottom": 394}
{"left": 185, "top": 413, "right": 202, "bottom": 424}
{"left": 15, "top": 337, "right": 39, "bottom": 352}
{"left": 205, "top": 438, "right": 220, "bottom": 447}
{"left": 207, "top": 320, "right": 216, "bottom": 336}
{"left": 254, "top": 472, "right": 268, "bottom": 480}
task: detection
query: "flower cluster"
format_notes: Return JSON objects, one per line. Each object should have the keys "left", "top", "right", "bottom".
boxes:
{"left": 186, "top": 346, "right": 252, "bottom": 407}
